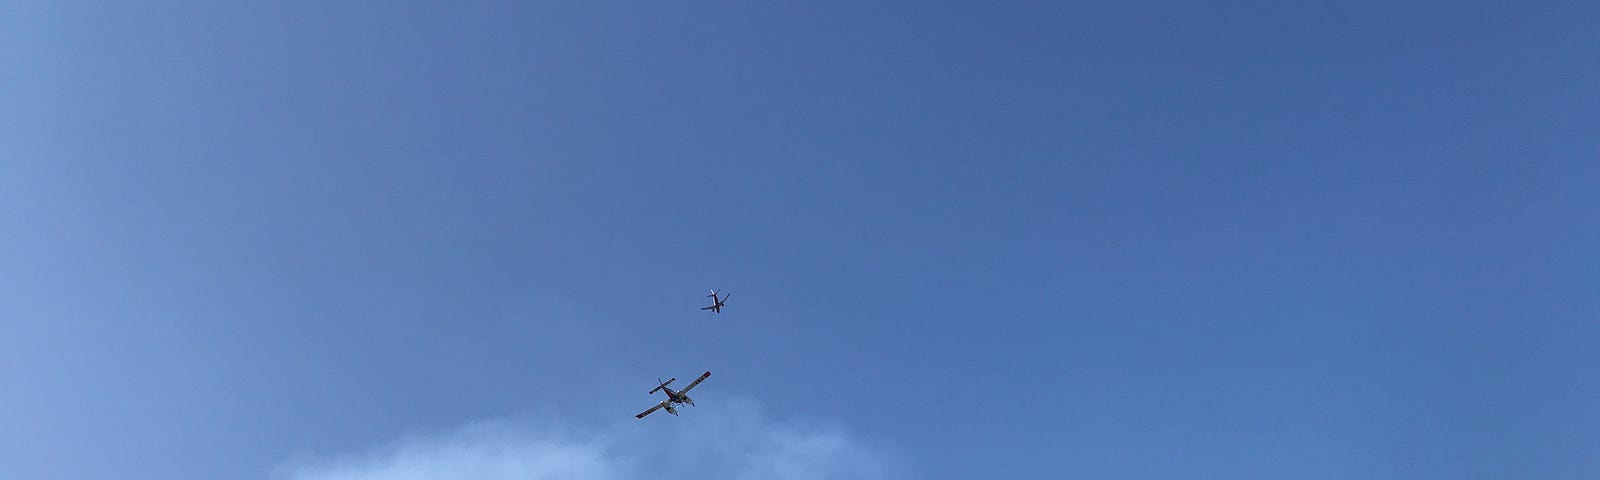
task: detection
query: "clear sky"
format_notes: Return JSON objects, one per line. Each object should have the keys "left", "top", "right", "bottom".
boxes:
{"left": 3, "top": 1, "right": 1597, "bottom": 479}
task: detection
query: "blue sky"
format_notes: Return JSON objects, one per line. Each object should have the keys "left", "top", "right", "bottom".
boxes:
{"left": 3, "top": 1, "right": 1598, "bottom": 478}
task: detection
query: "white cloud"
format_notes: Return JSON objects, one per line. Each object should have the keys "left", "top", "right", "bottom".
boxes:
{"left": 274, "top": 399, "right": 904, "bottom": 480}
{"left": 738, "top": 423, "right": 896, "bottom": 480}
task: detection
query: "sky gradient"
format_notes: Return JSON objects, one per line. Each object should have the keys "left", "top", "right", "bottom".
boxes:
{"left": 4, "top": 1, "right": 1598, "bottom": 479}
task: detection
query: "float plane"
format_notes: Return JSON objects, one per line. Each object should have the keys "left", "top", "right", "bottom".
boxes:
{"left": 636, "top": 371, "right": 711, "bottom": 419}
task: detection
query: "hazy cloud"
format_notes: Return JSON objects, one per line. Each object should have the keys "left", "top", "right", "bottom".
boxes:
{"left": 275, "top": 399, "right": 904, "bottom": 480}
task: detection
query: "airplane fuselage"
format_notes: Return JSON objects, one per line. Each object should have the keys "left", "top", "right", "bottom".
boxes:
{"left": 658, "top": 387, "right": 693, "bottom": 406}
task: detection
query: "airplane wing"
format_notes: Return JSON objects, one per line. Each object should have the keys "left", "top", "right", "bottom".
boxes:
{"left": 700, "top": 305, "right": 715, "bottom": 310}
{"left": 678, "top": 371, "right": 712, "bottom": 395}
{"left": 636, "top": 401, "right": 668, "bottom": 419}
{"left": 719, "top": 292, "right": 730, "bottom": 304}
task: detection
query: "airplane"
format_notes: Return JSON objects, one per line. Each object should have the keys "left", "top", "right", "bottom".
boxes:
{"left": 701, "top": 290, "right": 729, "bottom": 313}
{"left": 636, "top": 371, "right": 711, "bottom": 419}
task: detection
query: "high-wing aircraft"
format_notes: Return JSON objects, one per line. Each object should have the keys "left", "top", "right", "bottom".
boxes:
{"left": 636, "top": 371, "right": 711, "bottom": 419}
{"left": 700, "top": 290, "right": 729, "bottom": 313}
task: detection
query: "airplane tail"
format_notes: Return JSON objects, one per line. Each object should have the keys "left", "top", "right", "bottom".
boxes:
{"left": 649, "top": 377, "right": 675, "bottom": 394}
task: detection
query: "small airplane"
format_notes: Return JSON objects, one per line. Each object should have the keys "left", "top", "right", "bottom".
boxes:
{"left": 701, "top": 290, "right": 729, "bottom": 313}
{"left": 636, "top": 371, "right": 711, "bottom": 419}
